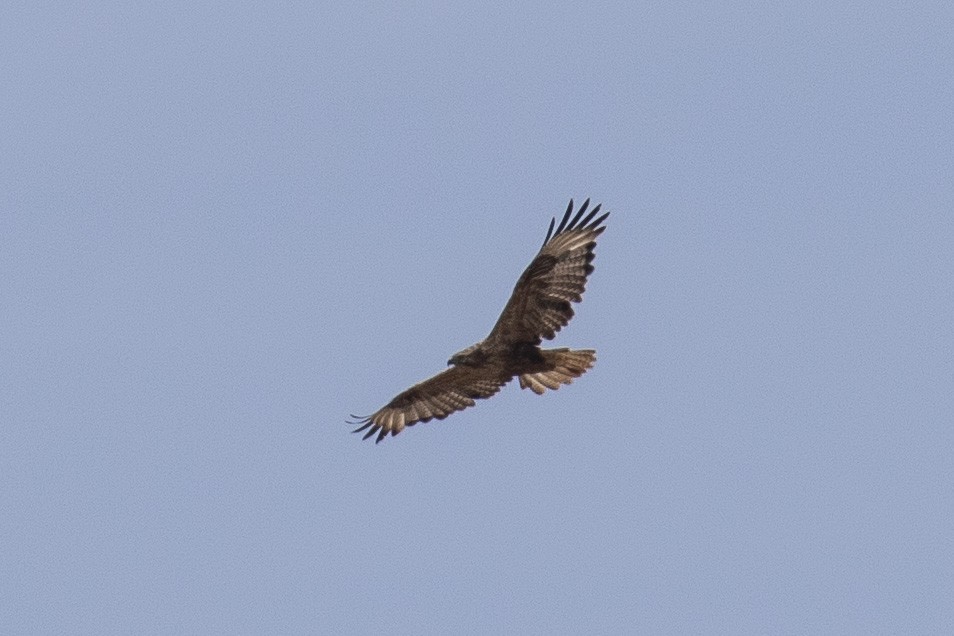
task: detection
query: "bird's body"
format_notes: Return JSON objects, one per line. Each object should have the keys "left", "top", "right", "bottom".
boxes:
{"left": 351, "top": 199, "right": 609, "bottom": 442}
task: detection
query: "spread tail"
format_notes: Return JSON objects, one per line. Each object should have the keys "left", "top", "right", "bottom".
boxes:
{"left": 518, "top": 348, "right": 596, "bottom": 395}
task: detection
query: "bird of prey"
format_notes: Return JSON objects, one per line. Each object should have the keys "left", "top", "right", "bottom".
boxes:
{"left": 350, "top": 199, "right": 609, "bottom": 443}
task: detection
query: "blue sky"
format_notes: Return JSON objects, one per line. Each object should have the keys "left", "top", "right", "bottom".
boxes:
{"left": 3, "top": 2, "right": 953, "bottom": 633}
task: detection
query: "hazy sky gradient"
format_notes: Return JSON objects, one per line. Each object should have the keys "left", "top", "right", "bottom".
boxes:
{"left": 3, "top": 2, "right": 953, "bottom": 633}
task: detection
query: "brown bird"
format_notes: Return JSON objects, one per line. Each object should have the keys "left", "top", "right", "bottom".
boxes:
{"left": 350, "top": 199, "right": 609, "bottom": 443}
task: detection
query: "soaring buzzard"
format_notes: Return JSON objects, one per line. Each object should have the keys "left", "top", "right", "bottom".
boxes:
{"left": 350, "top": 199, "right": 609, "bottom": 443}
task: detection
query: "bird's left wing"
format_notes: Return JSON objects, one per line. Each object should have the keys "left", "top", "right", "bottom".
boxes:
{"left": 485, "top": 199, "right": 609, "bottom": 346}
{"left": 350, "top": 365, "right": 513, "bottom": 443}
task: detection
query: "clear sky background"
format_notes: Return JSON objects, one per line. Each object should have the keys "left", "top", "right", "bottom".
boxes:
{"left": 3, "top": 2, "right": 953, "bottom": 634}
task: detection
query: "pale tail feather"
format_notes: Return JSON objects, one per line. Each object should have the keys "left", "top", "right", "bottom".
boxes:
{"left": 518, "top": 348, "right": 596, "bottom": 395}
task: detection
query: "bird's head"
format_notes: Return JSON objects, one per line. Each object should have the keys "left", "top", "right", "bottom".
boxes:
{"left": 448, "top": 343, "right": 482, "bottom": 367}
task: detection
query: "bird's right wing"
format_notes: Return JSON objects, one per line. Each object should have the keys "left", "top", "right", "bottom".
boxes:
{"left": 350, "top": 365, "right": 513, "bottom": 443}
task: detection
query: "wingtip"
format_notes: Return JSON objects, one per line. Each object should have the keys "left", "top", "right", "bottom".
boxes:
{"left": 554, "top": 199, "right": 574, "bottom": 235}
{"left": 543, "top": 217, "right": 556, "bottom": 246}
{"left": 591, "top": 210, "right": 610, "bottom": 230}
